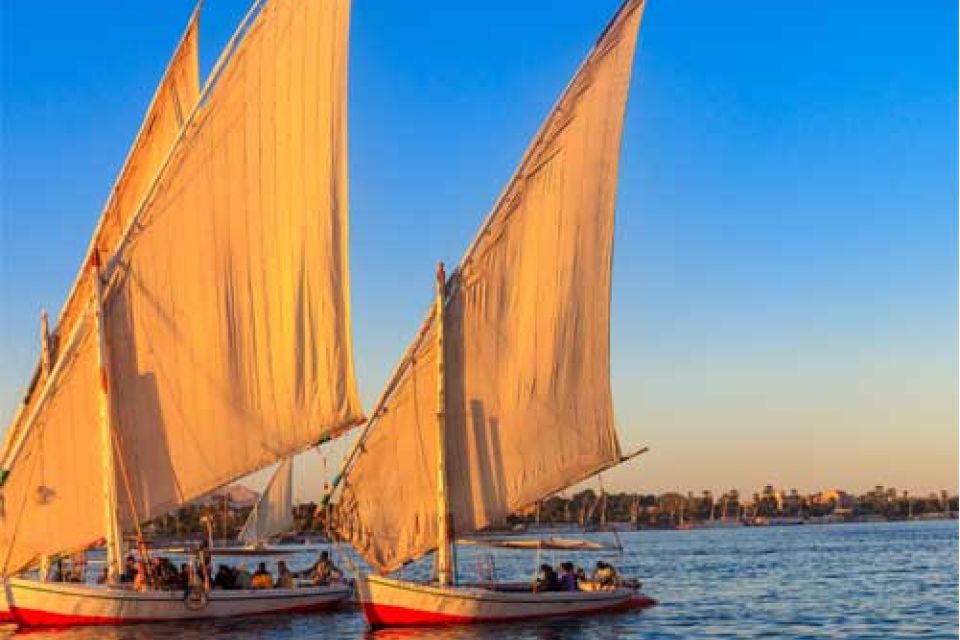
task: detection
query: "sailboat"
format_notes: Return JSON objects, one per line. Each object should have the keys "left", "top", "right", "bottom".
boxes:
{"left": 328, "top": 0, "right": 655, "bottom": 627}
{"left": 238, "top": 459, "right": 295, "bottom": 549}
{"left": 0, "top": 0, "right": 362, "bottom": 627}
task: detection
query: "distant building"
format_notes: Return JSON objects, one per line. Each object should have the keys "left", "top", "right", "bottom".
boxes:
{"left": 811, "top": 489, "right": 855, "bottom": 510}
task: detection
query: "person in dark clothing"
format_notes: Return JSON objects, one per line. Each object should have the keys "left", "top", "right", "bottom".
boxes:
{"left": 178, "top": 563, "right": 191, "bottom": 590}
{"left": 157, "top": 558, "right": 179, "bottom": 590}
{"left": 559, "top": 561, "right": 578, "bottom": 591}
{"left": 212, "top": 564, "right": 236, "bottom": 589}
{"left": 533, "top": 563, "right": 560, "bottom": 592}
{"left": 297, "top": 550, "right": 342, "bottom": 585}
{"left": 121, "top": 555, "right": 137, "bottom": 583}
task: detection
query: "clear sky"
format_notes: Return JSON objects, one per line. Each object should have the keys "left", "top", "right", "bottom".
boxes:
{"left": 1, "top": 1, "right": 957, "bottom": 501}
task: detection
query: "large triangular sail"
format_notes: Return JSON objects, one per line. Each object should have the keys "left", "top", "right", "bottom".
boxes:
{"left": 0, "top": 9, "right": 202, "bottom": 575}
{"left": 106, "top": 0, "right": 361, "bottom": 528}
{"left": 334, "top": 0, "right": 646, "bottom": 574}
{"left": 1, "top": 0, "right": 362, "bottom": 576}
{"left": 0, "top": 6, "right": 201, "bottom": 479}
{"left": 238, "top": 458, "right": 294, "bottom": 545}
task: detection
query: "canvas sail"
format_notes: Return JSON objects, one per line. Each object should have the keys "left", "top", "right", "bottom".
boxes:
{"left": 0, "top": 10, "right": 201, "bottom": 575}
{"left": 106, "top": 0, "right": 361, "bottom": 526}
{"left": 0, "top": 8, "right": 200, "bottom": 476}
{"left": 238, "top": 458, "right": 294, "bottom": 545}
{"left": 0, "top": 314, "right": 108, "bottom": 575}
{"left": 2, "top": 0, "right": 361, "bottom": 575}
{"left": 335, "top": 0, "right": 645, "bottom": 574}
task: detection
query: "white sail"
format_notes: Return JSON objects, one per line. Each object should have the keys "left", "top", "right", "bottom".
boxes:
{"left": 0, "top": 315, "right": 107, "bottom": 576}
{"left": 0, "top": 6, "right": 201, "bottom": 478}
{"left": 336, "top": 0, "right": 645, "bottom": 574}
{"left": 2, "top": 0, "right": 361, "bottom": 576}
{"left": 106, "top": 0, "right": 361, "bottom": 527}
{"left": 238, "top": 458, "right": 294, "bottom": 545}
{"left": 0, "top": 9, "right": 202, "bottom": 575}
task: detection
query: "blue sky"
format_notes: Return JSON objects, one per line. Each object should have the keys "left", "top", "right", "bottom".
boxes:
{"left": 1, "top": 1, "right": 956, "bottom": 498}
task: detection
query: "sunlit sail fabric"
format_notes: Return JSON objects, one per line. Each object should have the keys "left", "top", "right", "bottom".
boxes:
{"left": 0, "top": 10, "right": 202, "bottom": 576}
{"left": 0, "top": 10, "right": 200, "bottom": 474}
{"left": 0, "top": 315, "right": 107, "bottom": 575}
{"left": 336, "top": 0, "right": 644, "bottom": 574}
{"left": 107, "top": 0, "right": 361, "bottom": 525}
{"left": 238, "top": 458, "right": 294, "bottom": 545}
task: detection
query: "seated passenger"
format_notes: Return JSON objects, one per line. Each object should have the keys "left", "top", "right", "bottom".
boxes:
{"left": 51, "top": 559, "right": 66, "bottom": 582}
{"left": 533, "top": 563, "right": 559, "bottom": 592}
{"left": 235, "top": 563, "right": 252, "bottom": 589}
{"left": 121, "top": 555, "right": 137, "bottom": 583}
{"left": 213, "top": 564, "right": 235, "bottom": 589}
{"left": 559, "top": 561, "right": 578, "bottom": 591}
{"left": 275, "top": 561, "right": 295, "bottom": 589}
{"left": 594, "top": 561, "right": 617, "bottom": 588}
{"left": 178, "top": 563, "right": 191, "bottom": 590}
{"left": 155, "top": 558, "right": 177, "bottom": 590}
{"left": 250, "top": 562, "right": 273, "bottom": 589}
{"left": 302, "top": 551, "right": 341, "bottom": 585}
{"left": 68, "top": 554, "right": 85, "bottom": 583}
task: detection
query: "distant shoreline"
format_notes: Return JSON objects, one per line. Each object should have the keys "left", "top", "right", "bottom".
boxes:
{"left": 490, "top": 512, "right": 959, "bottom": 535}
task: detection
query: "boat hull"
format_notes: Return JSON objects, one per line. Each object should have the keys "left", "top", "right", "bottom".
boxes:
{"left": 7, "top": 577, "right": 351, "bottom": 628}
{"left": 357, "top": 575, "right": 655, "bottom": 627}
{"left": 0, "top": 580, "right": 12, "bottom": 624}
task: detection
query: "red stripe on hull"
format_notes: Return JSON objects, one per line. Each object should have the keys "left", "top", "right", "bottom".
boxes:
{"left": 362, "top": 595, "right": 656, "bottom": 628}
{"left": 0, "top": 611, "right": 14, "bottom": 624}
{"left": 11, "top": 599, "right": 343, "bottom": 629}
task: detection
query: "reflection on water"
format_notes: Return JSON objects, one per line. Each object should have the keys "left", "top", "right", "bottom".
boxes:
{"left": 4, "top": 520, "right": 957, "bottom": 639}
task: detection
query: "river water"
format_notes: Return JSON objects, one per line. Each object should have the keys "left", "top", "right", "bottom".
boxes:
{"left": 5, "top": 520, "right": 957, "bottom": 639}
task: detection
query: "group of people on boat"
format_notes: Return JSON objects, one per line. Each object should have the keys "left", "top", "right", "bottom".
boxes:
{"left": 533, "top": 560, "right": 619, "bottom": 592}
{"left": 43, "top": 547, "right": 344, "bottom": 594}
{"left": 209, "top": 552, "right": 342, "bottom": 590}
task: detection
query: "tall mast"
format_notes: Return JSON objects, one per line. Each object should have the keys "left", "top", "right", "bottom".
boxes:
{"left": 434, "top": 263, "right": 455, "bottom": 586}
{"left": 91, "top": 251, "right": 123, "bottom": 581}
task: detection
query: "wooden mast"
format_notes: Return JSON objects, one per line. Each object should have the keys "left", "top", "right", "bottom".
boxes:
{"left": 91, "top": 251, "right": 124, "bottom": 581}
{"left": 435, "top": 263, "right": 455, "bottom": 586}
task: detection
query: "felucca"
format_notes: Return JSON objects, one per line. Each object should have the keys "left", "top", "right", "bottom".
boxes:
{"left": 328, "top": 0, "right": 655, "bottom": 627}
{"left": 238, "top": 458, "right": 295, "bottom": 549}
{"left": 0, "top": 0, "right": 362, "bottom": 627}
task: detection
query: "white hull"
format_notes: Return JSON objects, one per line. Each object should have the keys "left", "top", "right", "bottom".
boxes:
{"left": 357, "top": 574, "right": 655, "bottom": 627}
{"left": 6, "top": 577, "right": 351, "bottom": 628}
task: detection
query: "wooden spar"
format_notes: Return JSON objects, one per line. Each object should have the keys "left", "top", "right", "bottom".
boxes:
{"left": 434, "top": 263, "right": 455, "bottom": 587}
{"left": 90, "top": 251, "right": 123, "bottom": 581}
{"left": 39, "top": 311, "right": 51, "bottom": 376}
{"left": 521, "top": 446, "right": 651, "bottom": 522}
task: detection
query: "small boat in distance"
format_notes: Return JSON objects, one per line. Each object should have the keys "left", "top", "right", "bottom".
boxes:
{"left": 0, "top": 0, "right": 362, "bottom": 627}
{"left": 328, "top": 0, "right": 655, "bottom": 627}
{"left": 239, "top": 458, "right": 295, "bottom": 550}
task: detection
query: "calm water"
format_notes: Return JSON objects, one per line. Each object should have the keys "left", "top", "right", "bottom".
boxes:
{"left": 4, "top": 520, "right": 957, "bottom": 639}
